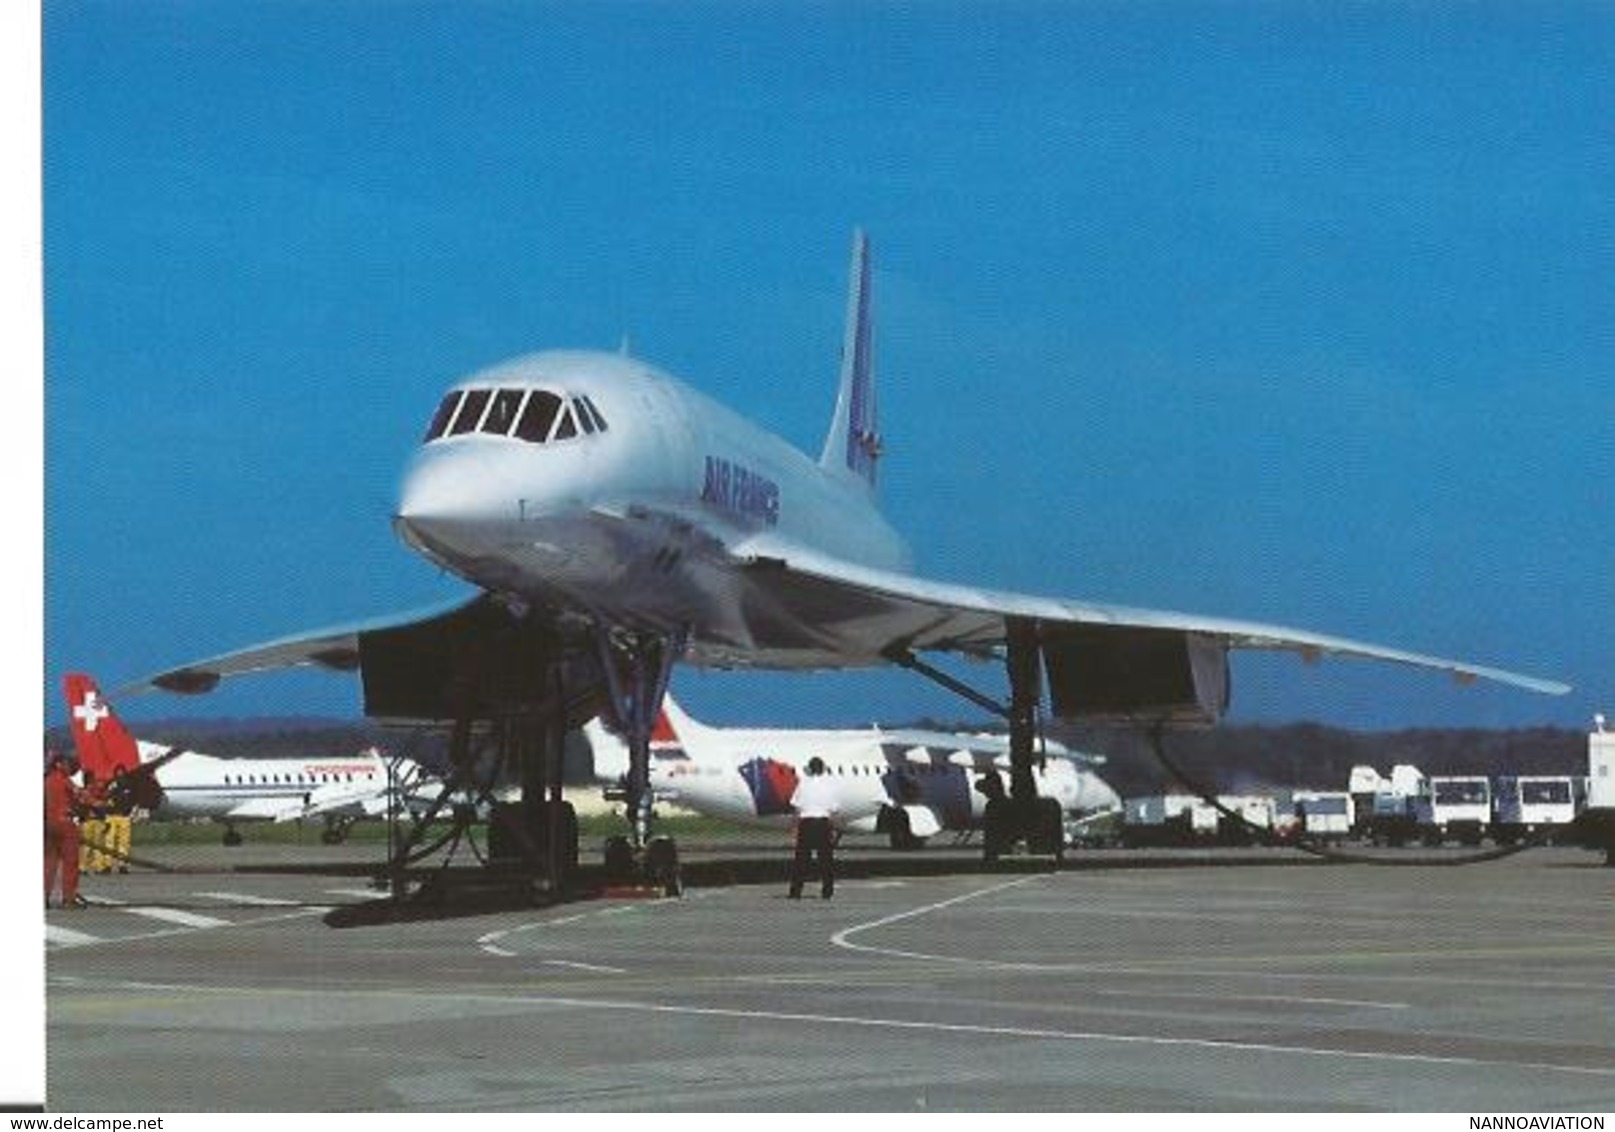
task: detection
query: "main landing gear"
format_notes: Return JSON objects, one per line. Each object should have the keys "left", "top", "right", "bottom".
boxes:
{"left": 889, "top": 618, "right": 1064, "bottom": 866}
{"left": 380, "top": 653, "right": 588, "bottom": 907}
{"left": 595, "top": 627, "right": 687, "bottom": 897}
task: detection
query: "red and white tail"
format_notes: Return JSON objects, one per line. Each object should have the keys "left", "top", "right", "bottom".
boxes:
{"left": 654, "top": 694, "right": 711, "bottom": 754}
{"left": 62, "top": 673, "right": 142, "bottom": 782}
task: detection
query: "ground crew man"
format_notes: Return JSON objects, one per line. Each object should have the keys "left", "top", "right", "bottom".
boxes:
{"left": 788, "top": 756, "right": 838, "bottom": 900}
{"left": 103, "top": 794, "right": 133, "bottom": 874}
{"left": 44, "top": 750, "right": 86, "bottom": 909}
{"left": 79, "top": 770, "right": 110, "bottom": 874}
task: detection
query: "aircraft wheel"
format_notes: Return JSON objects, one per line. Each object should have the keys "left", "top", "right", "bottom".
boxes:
{"left": 221, "top": 827, "right": 243, "bottom": 848}
{"left": 982, "top": 798, "right": 1008, "bottom": 863}
{"left": 320, "top": 826, "right": 344, "bottom": 846}
{"left": 886, "top": 808, "right": 922, "bottom": 851}
{"left": 603, "top": 835, "right": 635, "bottom": 880}
{"left": 1031, "top": 797, "right": 1065, "bottom": 862}
{"left": 556, "top": 803, "right": 580, "bottom": 877}
{"left": 646, "top": 836, "right": 682, "bottom": 897}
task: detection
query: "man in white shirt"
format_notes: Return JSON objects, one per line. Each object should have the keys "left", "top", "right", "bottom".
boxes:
{"left": 788, "top": 756, "right": 838, "bottom": 899}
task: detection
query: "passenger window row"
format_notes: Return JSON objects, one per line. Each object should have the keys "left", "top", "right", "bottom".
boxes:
{"left": 424, "top": 388, "right": 609, "bottom": 444}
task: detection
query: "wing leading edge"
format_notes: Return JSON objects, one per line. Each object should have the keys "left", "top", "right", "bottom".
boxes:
{"left": 117, "top": 593, "right": 605, "bottom": 727}
{"left": 718, "top": 539, "right": 1568, "bottom": 724}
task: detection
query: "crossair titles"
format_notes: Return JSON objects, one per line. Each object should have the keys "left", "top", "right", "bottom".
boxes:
{"left": 701, "top": 455, "right": 780, "bottom": 528}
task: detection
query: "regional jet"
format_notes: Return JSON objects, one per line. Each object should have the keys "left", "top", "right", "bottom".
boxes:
{"left": 125, "top": 231, "right": 1566, "bottom": 887}
{"left": 584, "top": 694, "right": 1120, "bottom": 857}
{"left": 65, "top": 673, "right": 436, "bottom": 847}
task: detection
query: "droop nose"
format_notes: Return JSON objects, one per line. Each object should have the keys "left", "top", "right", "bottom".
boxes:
{"left": 393, "top": 452, "right": 505, "bottom": 555}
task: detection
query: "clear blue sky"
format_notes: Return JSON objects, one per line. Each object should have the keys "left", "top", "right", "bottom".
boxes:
{"left": 42, "top": 1, "right": 1612, "bottom": 732}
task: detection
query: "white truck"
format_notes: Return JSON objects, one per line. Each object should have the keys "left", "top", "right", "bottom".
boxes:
{"left": 1413, "top": 775, "right": 1492, "bottom": 845}
{"left": 1120, "top": 794, "right": 1220, "bottom": 846}
{"left": 1580, "top": 716, "right": 1615, "bottom": 864}
{"left": 1493, "top": 775, "right": 1584, "bottom": 844}
{"left": 1351, "top": 764, "right": 1424, "bottom": 846}
{"left": 1290, "top": 790, "right": 1354, "bottom": 841}
{"left": 1216, "top": 794, "right": 1278, "bottom": 845}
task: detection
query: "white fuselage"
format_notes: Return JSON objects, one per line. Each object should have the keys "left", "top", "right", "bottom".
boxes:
{"left": 395, "top": 351, "right": 911, "bottom": 667}
{"left": 131, "top": 740, "right": 406, "bottom": 822}
{"left": 586, "top": 715, "right": 1119, "bottom": 837}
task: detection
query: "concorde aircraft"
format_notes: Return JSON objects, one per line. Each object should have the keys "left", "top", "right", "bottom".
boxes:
{"left": 125, "top": 231, "right": 1567, "bottom": 886}
{"left": 584, "top": 694, "right": 1121, "bottom": 856}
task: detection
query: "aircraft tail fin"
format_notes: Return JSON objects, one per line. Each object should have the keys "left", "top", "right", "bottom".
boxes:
{"left": 588, "top": 692, "right": 704, "bottom": 781}
{"left": 655, "top": 694, "right": 706, "bottom": 749}
{"left": 819, "top": 228, "right": 882, "bottom": 493}
{"left": 62, "top": 673, "right": 143, "bottom": 782}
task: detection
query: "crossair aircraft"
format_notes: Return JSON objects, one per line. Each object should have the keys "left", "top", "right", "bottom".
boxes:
{"left": 585, "top": 694, "right": 1120, "bottom": 854}
{"left": 65, "top": 673, "right": 436, "bottom": 847}
{"left": 125, "top": 231, "right": 1567, "bottom": 887}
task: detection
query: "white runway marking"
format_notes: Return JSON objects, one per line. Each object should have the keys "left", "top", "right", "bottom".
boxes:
{"left": 45, "top": 924, "right": 101, "bottom": 949}
{"left": 502, "top": 995, "right": 1614, "bottom": 1078}
{"left": 830, "top": 874, "right": 1044, "bottom": 963}
{"left": 324, "top": 887, "right": 387, "bottom": 901}
{"left": 122, "top": 906, "right": 232, "bottom": 929}
{"left": 46, "top": 905, "right": 328, "bottom": 950}
{"left": 541, "top": 959, "right": 627, "bottom": 974}
{"left": 476, "top": 889, "right": 716, "bottom": 958}
{"left": 1085, "top": 986, "right": 1409, "bottom": 1011}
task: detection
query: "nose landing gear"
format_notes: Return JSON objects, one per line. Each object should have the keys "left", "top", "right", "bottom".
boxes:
{"left": 595, "top": 627, "right": 687, "bottom": 897}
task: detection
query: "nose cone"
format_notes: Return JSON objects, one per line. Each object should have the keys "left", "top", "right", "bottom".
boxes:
{"left": 393, "top": 449, "right": 510, "bottom": 561}
{"left": 397, "top": 450, "right": 483, "bottom": 525}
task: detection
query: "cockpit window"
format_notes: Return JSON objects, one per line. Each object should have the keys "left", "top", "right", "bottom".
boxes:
{"left": 514, "top": 390, "right": 562, "bottom": 442}
{"left": 423, "top": 392, "right": 463, "bottom": 441}
{"left": 552, "top": 402, "right": 579, "bottom": 441}
{"left": 449, "top": 389, "right": 491, "bottom": 435}
{"left": 579, "top": 396, "right": 608, "bottom": 432}
{"left": 574, "top": 397, "right": 597, "bottom": 435}
{"left": 426, "top": 386, "right": 608, "bottom": 445}
{"left": 481, "top": 389, "right": 526, "bottom": 436}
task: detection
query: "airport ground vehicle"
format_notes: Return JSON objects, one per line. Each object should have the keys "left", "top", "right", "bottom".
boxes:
{"left": 1493, "top": 775, "right": 1584, "bottom": 844}
{"left": 1214, "top": 794, "right": 1278, "bottom": 844}
{"left": 1119, "top": 794, "right": 1279, "bottom": 846}
{"left": 1290, "top": 791, "right": 1354, "bottom": 841}
{"left": 1577, "top": 719, "right": 1614, "bottom": 864}
{"left": 1351, "top": 764, "right": 1425, "bottom": 846}
{"left": 1413, "top": 775, "right": 1492, "bottom": 845}
{"left": 1119, "top": 795, "right": 1218, "bottom": 846}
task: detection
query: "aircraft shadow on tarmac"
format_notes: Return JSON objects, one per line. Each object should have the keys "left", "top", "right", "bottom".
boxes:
{"left": 316, "top": 847, "right": 1334, "bottom": 928}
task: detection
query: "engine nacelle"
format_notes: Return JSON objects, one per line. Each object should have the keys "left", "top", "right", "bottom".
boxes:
{"left": 1042, "top": 625, "right": 1229, "bottom": 728}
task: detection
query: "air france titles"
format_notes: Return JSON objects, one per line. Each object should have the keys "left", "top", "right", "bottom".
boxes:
{"left": 701, "top": 456, "right": 780, "bottom": 527}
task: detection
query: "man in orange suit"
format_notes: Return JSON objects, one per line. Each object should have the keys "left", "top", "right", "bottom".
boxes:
{"left": 44, "top": 749, "right": 86, "bottom": 909}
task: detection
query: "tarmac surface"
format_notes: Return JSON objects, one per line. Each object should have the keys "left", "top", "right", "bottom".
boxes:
{"left": 45, "top": 839, "right": 1615, "bottom": 1112}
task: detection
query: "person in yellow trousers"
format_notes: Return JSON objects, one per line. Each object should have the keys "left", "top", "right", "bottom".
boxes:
{"left": 103, "top": 806, "right": 132, "bottom": 873}
{"left": 77, "top": 772, "right": 114, "bottom": 874}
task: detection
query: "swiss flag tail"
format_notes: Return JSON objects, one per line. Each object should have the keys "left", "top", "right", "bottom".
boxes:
{"left": 62, "top": 673, "right": 142, "bottom": 782}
